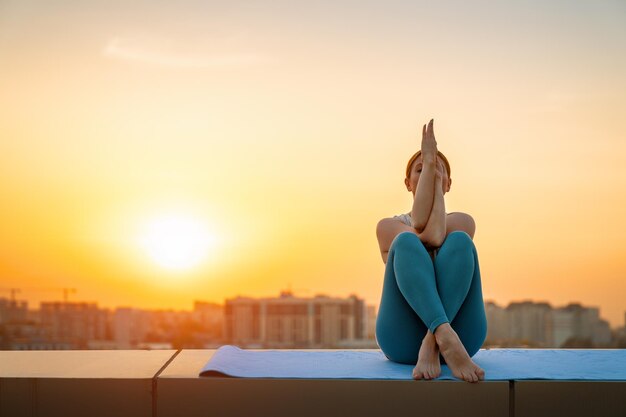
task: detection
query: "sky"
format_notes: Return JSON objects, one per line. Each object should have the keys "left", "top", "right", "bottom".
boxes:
{"left": 1, "top": 0, "right": 625, "bottom": 328}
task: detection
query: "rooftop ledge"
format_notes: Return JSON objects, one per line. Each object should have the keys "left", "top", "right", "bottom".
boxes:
{"left": 0, "top": 349, "right": 624, "bottom": 417}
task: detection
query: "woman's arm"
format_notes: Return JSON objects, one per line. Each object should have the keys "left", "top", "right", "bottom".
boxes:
{"left": 410, "top": 157, "right": 437, "bottom": 232}
{"left": 411, "top": 119, "right": 438, "bottom": 231}
{"left": 377, "top": 218, "right": 431, "bottom": 264}
{"left": 377, "top": 161, "right": 445, "bottom": 263}
{"left": 419, "top": 170, "right": 447, "bottom": 247}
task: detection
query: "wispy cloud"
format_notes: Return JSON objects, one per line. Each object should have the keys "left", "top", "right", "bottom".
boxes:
{"left": 102, "top": 35, "right": 268, "bottom": 69}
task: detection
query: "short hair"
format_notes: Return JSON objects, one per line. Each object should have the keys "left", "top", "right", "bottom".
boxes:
{"left": 405, "top": 150, "right": 451, "bottom": 179}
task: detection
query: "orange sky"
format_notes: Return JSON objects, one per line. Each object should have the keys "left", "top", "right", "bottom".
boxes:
{"left": 1, "top": 0, "right": 625, "bottom": 328}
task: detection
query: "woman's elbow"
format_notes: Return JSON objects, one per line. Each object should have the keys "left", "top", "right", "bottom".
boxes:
{"left": 431, "top": 233, "right": 446, "bottom": 248}
{"left": 418, "top": 230, "right": 445, "bottom": 248}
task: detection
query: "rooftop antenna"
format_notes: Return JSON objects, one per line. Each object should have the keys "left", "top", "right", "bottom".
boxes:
{"left": 62, "top": 288, "right": 77, "bottom": 302}
{"left": 283, "top": 283, "right": 311, "bottom": 297}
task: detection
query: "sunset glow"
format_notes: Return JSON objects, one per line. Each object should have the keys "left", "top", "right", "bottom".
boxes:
{"left": 138, "top": 213, "right": 216, "bottom": 271}
{"left": 0, "top": 0, "right": 625, "bottom": 328}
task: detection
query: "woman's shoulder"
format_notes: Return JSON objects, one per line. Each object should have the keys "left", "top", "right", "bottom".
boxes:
{"left": 445, "top": 212, "right": 476, "bottom": 239}
{"left": 446, "top": 211, "right": 474, "bottom": 221}
{"left": 391, "top": 213, "right": 412, "bottom": 227}
{"left": 376, "top": 214, "right": 413, "bottom": 232}
{"left": 381, "top": 211, "right": 472, "bottom": 219}
{"left": 380, "top": 212, "right": 465, "bottom": 227}
{"left": 385, "top": 212, "right": 466, "bottom": 220}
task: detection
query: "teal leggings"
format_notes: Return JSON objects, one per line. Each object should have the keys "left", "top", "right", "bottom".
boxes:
{"left": 375, "top": 231, "right": 487, "bottom": 365}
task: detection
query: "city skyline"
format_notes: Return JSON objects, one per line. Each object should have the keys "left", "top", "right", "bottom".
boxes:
{"left": 2, "top": 290, "right": 622, "bottom": 351}
{"left": 2, "top": 289, "right": 623, "bottom": 330}
{"left": 1, "top": 1, "right": 626, "bottom": 331}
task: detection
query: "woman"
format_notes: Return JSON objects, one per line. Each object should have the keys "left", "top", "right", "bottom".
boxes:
{"left": 375, "top": 118, "right": 487, "bottom": 383}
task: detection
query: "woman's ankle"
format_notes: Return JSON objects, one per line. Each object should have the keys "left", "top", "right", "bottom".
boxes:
{"left": 433, "top": 323, "right": 453, "bottom": 342}
{"left": 422, "top": 330, "right": 437, "bottom": 345}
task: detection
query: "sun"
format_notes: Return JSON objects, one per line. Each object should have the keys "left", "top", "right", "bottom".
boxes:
{"left": 138, "top": 213, "right": 216, "bottom": 271}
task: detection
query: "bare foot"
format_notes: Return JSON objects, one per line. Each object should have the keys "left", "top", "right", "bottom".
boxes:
{"left": 413, "top": 330, "right": 441, "bottom": 380}
{"left": 434, "top": 323, "right": 485, "bottom": 383}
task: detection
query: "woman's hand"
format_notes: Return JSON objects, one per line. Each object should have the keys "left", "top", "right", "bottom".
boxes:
{"left": 421, "top": 119, "right": 438, "bottom": 162}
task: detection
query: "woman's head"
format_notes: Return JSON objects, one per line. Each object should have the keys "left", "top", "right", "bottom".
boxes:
{"left": 404, "top": 150, "right": 452, "bottom": 196}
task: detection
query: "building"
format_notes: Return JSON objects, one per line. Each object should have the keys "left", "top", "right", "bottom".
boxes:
{"left": 0, "top": 297, "right": 28, "bottom": 324}
{"left": 224, "top": 291, "right": 368, "bottom": 348}
{"left": 553, "top": 303, "right": 611, "bottom": 347}
{"left": 0, "top": 299, "right": 69, "bottom": 349}
{"left": 484, "top": 300, "right": 613, "bottom": 348}
{"left": 192, "top": 301, "right": 225, "bottom": 346}
{"left": 114, "top": 307, "right": 152, "bottom": 349}
{"left": 366, "top": 305, "right": 377, "bottom": 340}
{"left": 192, "top": 301, "right": 224, "bottom": 332}
{"left": 39, "top": 302, "right": 110, "bottom": 349}
{"left": 506, "top": 301, "right": 553, "bottom": 346}
{"left": 484, "top": 300, "right": 508, "bottom": 344}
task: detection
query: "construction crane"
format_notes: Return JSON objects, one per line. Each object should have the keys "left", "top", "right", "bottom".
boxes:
{"left": 0, "top": 287, "right": 79, "bottom": 306}
{"left": 61, "top": 288, "right": 77, "bottom": 302}
{"left": 0, "top": 288, "right": 21, "bottom": 302}
{"left": 26, "top": 287, "right": 78, "bottom": 303}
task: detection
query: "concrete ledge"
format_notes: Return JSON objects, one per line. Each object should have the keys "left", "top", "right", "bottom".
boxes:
{"left": 158, "top": 377, "right": 509, "bottom": 417}
{"left": 0, "top": 350, "right": 177, "bottom": 417}
{"left": 1, "top": 349, "right": 624, "bottom": 417}
{"left": 514, "top": 381, "right": 626, "bottom": 417}
{"left": 1, "top": 378, "right": 154, "bottom": 417}
{"left": 157, "top": 349, "right": 508, "bottom": 417}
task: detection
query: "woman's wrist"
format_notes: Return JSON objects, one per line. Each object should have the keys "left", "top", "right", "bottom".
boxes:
{"left": 421, "top": 155, "right": 437, "bottom": 166}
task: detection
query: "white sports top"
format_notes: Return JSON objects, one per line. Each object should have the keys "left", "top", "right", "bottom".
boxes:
{"left": 393, "top": 213, "right": 414, "bottom": 228}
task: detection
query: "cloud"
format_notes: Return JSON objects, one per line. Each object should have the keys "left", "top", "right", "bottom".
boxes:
{"left": 102, "top": 35, "right": 268, "bottom": 69}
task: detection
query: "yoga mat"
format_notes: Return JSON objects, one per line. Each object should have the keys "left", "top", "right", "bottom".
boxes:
{"left": 199, "top": 345, "right": 626, "bottom": 381}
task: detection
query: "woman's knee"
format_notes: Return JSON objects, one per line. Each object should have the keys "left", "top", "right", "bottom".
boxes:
{"left": 391, "top": 231, "right": 424, "bottom": 252}
{"left": 377, "top": 330, "right": 416, "bottom": 364}
{"left": 442, "top": 231, "right": 474, "bottom": 250}
{"left": 380, "top": 344, "right": 418, "bottom": 364}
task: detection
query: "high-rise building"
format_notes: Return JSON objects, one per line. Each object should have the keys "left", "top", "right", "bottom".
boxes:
{"left": 39, "top": 302, "right": 110, "bottom": 348}
{"left": 192, "top": 301, "right": 224, "bottom": 328}
{"left": 553, "top": 303, "right": 611, "bottom": 347}
{"left": 192, "top": 301, "right": 225, "bottom": 342}
{"left": 484, "top": 300, "right": 612, "bottom": 348}
{"left": 484, "top": 300, "right": 508, "bottom": 342}
{"left": 114, "top": 307, "right": 152, "bottom": 348}
{"left": 0, "top": 297, "right": 28, "bottom": 324}
{"left": 506, "top": 301, "right": 553, "bottom": 346}
{"left": 224, "top": 291, "right": 368, "bottom": 348}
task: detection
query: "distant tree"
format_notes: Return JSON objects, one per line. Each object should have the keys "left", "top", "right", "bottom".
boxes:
{"left": 612, "top": 334, "right": 626, "bottom": 348}
{"left": 561, "top": 337, "right": 594, "bottom": 348}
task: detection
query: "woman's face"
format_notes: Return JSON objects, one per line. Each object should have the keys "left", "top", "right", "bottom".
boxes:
{"left": 404, "top": 155, "right": 451, "bottom": 196}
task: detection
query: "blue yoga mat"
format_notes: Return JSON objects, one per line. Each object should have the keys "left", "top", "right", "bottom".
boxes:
{"left": 199, "top": 345, "right": 626, "bottom": 381}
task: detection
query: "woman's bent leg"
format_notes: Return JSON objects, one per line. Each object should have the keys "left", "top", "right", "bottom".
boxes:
{"left": 376, "top": 232, "right": 451, "bottom": 364}
{"left": 434, "top": 231, "right": 488, "bottom": 360}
